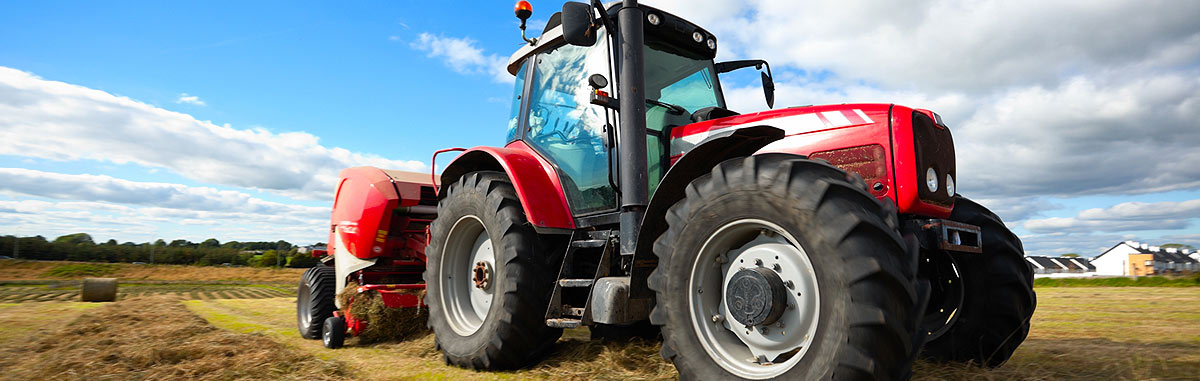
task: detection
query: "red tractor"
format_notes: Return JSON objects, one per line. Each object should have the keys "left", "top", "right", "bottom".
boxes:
{"left": 297, "top": 1, "right": 1036, "bottom": 379}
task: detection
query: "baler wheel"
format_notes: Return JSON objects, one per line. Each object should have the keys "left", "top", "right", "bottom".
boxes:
{"left": 649, "top": 154, "right": 920, "bottom": 380}
{"left": 297, "top": 265, "right": 337, "bottom": 340}
{"left": 425, "top": 171, "right": 562, "bottom": 369}
{"left": 323, "top": 316, "right": 346, "bottom": 349}
{"left": 919, "top": 196, "right": 1036, "bottom": 367}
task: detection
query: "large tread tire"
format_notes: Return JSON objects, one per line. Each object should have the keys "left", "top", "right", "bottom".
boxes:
{"left": 424, "top": 171, "right": 562, "bottom": 370}
{"left": 919, "top": 197, "right": 1036, "bottom": 367}
{"left": 649, "top": 154, "right": 920, "bottom": 380}
{"left": 297, "top": 265, "right": 337, "bottom": 340}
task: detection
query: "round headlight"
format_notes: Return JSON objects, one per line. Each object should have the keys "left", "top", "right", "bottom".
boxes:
{"left": 647, "top": 13, "right": 660, "bottom": 26}
{"left": 925, "top": 168, "right": 938, "bottom": 192}
{"left": 945, "top": 174, "right": 955, "bottom": 196}
{"left": 706, "top": 38, "right": 716, "bottom": 50}
{"left": 692, "top": 31, "right": 704, "bottom": 43}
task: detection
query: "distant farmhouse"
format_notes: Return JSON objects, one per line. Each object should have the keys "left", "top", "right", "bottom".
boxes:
{"left": 1091, "top": 241, "right": 1199, "bottom": 276}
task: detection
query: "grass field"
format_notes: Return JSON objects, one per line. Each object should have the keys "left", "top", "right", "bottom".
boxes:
{"left": 0, "top": 260, "right": 305, "bottom": 282}
{"left": 1, "top": 260, "right": 1197, "bottom": 380}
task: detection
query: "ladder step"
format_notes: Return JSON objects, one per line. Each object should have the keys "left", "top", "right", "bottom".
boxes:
{"left": 565, "top": 307, "right": 586, "bottom": 316}
{"left": 546, "top": 318, "right": 582, "bottom": 328}
{"left": 558, "top": 279, "right": 594, "bottom": 288}
{"left": 570, "top": 239, "right": 607, "bottom": 248}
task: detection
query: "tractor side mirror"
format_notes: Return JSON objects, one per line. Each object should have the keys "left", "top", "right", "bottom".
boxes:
{"left": 761, "top": 71, "right": 776, "bottom": 109}
{"left": 561, "top": 2, "right": 597, "bottom": 46}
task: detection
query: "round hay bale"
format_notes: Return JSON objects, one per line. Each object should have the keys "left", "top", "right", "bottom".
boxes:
{"left": 338, "top": 282, "right": 429, "bottom": 344}
{"left": 81, "top": 278, "right": 118, "bottom": 302}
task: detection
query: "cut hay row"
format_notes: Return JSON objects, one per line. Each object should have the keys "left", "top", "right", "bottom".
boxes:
{"left": 0, "top": 285, "right": 295, "bottom": 303}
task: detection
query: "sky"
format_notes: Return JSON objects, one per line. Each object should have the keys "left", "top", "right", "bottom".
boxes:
{"left": 0, "top": 0, "right": 1198, "bottom": 256}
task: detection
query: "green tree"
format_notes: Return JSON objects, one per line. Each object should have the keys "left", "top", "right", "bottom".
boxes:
{"left": 1162, "top": 243, "right": 1196, "bottom": 250}
{"left": 153, "top": 239, "right": 167, "bottom": 247}
{"left": 54, "top": 233, "right": 94, "bottom": 246}
{"left": 1061, "top": 253, "right": 1080, "bottom": 258}
{"left": 168, "top": 239, "right": 192, "bottom": 247}
{"left": 255, "top": 250, "right": 280, "bottom": 267}
{"left": 200, "top": 238, "right": 221, "bottom": 248}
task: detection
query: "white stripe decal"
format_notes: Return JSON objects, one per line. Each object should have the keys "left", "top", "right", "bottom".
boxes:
{"left": 822, "top": 111, "right": 852, "bottom": 127}
{"left": 854, "top": 109, "right": 873, "bottom": 123}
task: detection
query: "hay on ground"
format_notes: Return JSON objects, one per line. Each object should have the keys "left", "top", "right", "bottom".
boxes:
{"left": 0, "top": 295, "right": 348, "bottom": 380}
{"left": 337, "top": 282, "right": 429, "bottom": 344}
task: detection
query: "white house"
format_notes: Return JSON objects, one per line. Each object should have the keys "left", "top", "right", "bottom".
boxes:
{"left": 1091, "top": 241, "right": 1199, "bottom": 276}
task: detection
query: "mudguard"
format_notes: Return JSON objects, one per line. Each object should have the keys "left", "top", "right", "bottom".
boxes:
{"left": 628, "top": 125, "right": 785, "bottom": 298}
{"left": 438, "top": 140, "right": 575, "bottom": 230}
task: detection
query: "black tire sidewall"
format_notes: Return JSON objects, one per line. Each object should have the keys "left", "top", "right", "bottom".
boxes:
{"left": 659, "top": 189, "right": 850, "bottom": 379}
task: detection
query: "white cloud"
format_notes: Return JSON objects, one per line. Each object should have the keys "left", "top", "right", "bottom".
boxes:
{"left": 1024, "top": 199, "right": 1200, "bottom": 234}
{"left": 410, "top": 33, "right": 512, "bottom": 83}
{"left": 0, "top": 67, "right": 426, "bottom": 200}
{"left": 0, "top": 168, "right": 327, "bottom": 218}
{"left": 175, "top": 93, "right": 205, "bottom": 106}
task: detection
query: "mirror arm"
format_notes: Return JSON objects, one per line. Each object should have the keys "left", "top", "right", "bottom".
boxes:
{"left": 592, "top": 0, "right": 616, "bottom": 32}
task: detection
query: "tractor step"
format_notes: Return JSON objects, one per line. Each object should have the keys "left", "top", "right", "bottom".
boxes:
{"left": 558, "top": 279, "right": 594, "bottom": 287}
{"left": 570, "top": 239, "right": 607, "bottom": 248}
{"left": 546, "top": 318, "right": 582, "bottom": 328}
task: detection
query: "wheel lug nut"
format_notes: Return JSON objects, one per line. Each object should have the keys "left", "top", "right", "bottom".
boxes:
{"left": 754, "top": 259, "right": 763, "bottom": 266}
{"left": 712, "top": 314, "right": 722, "bottom": 323}
{"left": 785, "top": 280, "right": 794, "bottom": 289}
{"left": 759, "top": 326, "right": 769, "bottom": 334}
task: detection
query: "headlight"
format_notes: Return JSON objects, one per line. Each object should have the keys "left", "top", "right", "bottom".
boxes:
{"left": 692, "top": 31, "right": 704, "bottom": 43}
{"left": 926, "top": 168, "right": 938, "bottom": 192}
{"left": 945, "top": 174, "right": 955, "bottom": 196}
{"left": 706, "top": 38, "right": 716, "bottom": 50}
{"left": 647, "top": 13, "right": 661, "bottom": 26}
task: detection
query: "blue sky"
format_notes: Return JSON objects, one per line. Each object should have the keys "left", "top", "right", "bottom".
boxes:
{"left": 1, "top": 0, "right": 1198, "bottom": 256}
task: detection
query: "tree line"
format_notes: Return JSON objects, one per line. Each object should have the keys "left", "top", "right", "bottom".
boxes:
{"left": 0, "top": 233, "right": 324, "bottom": 268}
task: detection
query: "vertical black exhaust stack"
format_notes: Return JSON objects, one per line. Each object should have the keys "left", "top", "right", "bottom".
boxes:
{"left": 616, "top": 0, "right": 647, "bottom": 258}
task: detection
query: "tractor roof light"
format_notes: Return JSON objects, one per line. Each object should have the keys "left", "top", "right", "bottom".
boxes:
{"left": 514, "top": 1, "right": 532, "bottom": 21}
{"left": 707, "top": 38, "right": 716, "bottom": 50}
{"left": 647, "top": 13, "right": 661, "bottom": 26}
{"left": 945, "top": 174, "right": 955, "bottom": 196}
{"left": 692, "top": 31, "right": 704, "bottom": 43}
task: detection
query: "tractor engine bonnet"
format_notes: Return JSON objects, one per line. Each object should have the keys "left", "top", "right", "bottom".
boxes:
{"left": 725, "top": 267, "right": 788, "bottom": 326}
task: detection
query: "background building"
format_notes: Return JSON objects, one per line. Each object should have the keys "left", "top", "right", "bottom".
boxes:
{"left": 1091, "top": 241, "right": 1198, "bottom": 276}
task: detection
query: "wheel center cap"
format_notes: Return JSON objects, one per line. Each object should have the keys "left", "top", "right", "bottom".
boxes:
{"left": 725, "top": 267, "right": 788, "bottom": 326}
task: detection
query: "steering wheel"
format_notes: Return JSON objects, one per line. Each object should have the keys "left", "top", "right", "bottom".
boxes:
{"left": 647, "top": 99, "right": 687, "bottom": 115}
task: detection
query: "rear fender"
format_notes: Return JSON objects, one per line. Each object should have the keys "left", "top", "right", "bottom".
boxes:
{"left": 439, "top": 141, "right": 575, "bottom": 230}
{"left": 629, "top": 125, "right": 785, "bottom": 298}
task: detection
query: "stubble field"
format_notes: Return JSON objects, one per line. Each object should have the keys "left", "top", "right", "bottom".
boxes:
{"left": 0, "top": 260, "right": 1197, "bottom": 380}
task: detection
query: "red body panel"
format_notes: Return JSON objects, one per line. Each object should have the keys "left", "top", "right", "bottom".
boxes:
{"left": 670, "top": 103, "right": 953, "bottom": 218}
{"left": 442, "top": 141, "right": 576, "bottom": 229}
{"left": 328, "top": 167, "right": 436, "bottom": 260}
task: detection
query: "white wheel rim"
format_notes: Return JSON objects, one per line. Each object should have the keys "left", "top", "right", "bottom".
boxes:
{"left": 688, "top": 219, "right": 820, "bottom": 379}
{"left": 440, "top": 215, "right": 495, "bottom": 336}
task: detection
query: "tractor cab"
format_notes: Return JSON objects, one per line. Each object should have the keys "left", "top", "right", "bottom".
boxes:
{"left": 503, "top": 3, "right": 757, "bottom": 216}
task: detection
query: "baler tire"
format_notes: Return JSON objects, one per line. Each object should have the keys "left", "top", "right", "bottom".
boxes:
{"left": 323, "top": 316, "right": 346, "bottom": 349}
{"left": 919, "top": 197, "right": 1036, "bottom": 367}
{"left": 648, "top": 154, "right": 920, "bottom": 380}
{"left": 297, "top": 265, "right": 337, "bottom": 340}
{"left": 424, "top": 171, "right": 562, "bottom": 370}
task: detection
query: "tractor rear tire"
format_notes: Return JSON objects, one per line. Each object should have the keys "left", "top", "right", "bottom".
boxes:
{"left": 919, "top": 197, "right": 1035, "bottom": 367}
{"left": 297, "top": 265, "right": 336, "bottom": 340}
{"left": 424, "top": 171, "right": 562, "bottom": 370}
{"left": 649, "top": 154, "right": 920, "bottom": 380}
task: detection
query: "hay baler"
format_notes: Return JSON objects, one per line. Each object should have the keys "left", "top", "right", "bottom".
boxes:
{"left": 296, "top": 167, "right": 437, "bottom": 348}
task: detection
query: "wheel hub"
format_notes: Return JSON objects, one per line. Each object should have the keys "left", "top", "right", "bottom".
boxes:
{"left": 473, "top": 260, "right": 492, "bottom": 290}
{"left": 726, "top": 267, "right": 787, "bottom": 327}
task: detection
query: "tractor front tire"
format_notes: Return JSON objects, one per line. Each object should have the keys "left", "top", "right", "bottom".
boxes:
{"left": 649, "top": 154, "right": 920, "bottom": 380}
{"left": 297, "top": 265, "right": 336, "bottom": 340}
{"left": 424, "top": 171, "right": 562, "bottom": 369}
{"left": 919, "top": 197, "right": 1035, "bottom": 367}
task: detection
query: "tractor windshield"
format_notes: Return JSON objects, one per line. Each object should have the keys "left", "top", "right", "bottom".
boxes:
{"left": 643, "top": 37, "right": 724, "bottom": 195}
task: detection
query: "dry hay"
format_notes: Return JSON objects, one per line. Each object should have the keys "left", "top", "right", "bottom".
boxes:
{"left": 337, "top": 282, "right": 429, "bottom": 344}
{"left": 0, "top": 295, "right": 348, "bottom": 380}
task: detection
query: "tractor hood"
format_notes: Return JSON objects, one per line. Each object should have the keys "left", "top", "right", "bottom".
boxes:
{"left": 668, "top": 104, "right": 892, "bottom": 158}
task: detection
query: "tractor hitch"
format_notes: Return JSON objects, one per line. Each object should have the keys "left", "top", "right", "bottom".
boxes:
{"left": 905, "top": 219, "right": 983, "bottom": 253}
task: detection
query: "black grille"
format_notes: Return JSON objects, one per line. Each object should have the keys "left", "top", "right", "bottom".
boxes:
{"left": 912, "top": 111, "right": 955, "bottom": 206}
